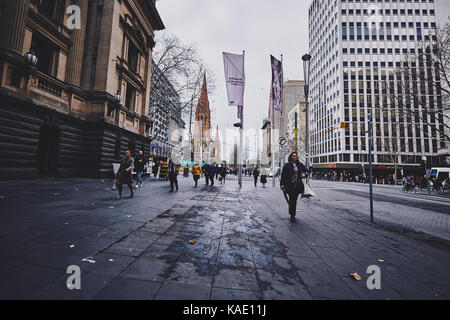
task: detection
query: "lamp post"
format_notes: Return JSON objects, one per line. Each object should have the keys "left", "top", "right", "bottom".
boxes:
{"left": 23, "top": 50, "right": 38, "bottom": 86}
{"left": 302, "top": 54, "right": 311, "bottom": 179}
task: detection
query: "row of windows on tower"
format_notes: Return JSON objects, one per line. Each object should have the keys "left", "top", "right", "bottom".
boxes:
{"left": 341, "top": 0, "right": 434, "bottom": 3}
{"left": 341, "top": 8, "right": 435, "bottom": 16}
{"left": 342, "top": 32, "right": 435, "bottom": 41}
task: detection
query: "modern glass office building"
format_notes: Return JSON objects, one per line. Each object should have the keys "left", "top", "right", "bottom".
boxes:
{"left": 308, "top": 0, "right": 448, "bottom": 177}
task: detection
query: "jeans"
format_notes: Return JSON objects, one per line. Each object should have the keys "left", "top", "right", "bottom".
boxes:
{"left": 137, "top": 171, "right": 143, "bottom": 185}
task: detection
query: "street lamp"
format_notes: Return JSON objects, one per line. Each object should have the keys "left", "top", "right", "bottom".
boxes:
{"left": 108, "top": 91, "right": 121, "bottom": 116}
{"left": 302, "top": 53, "right": 311, "bottom": 177}
{"left": 23, "top": 50, "right": 38, "bottom": 86}
{"left": 114, "top": 90, "right": 122, "bottom": 105}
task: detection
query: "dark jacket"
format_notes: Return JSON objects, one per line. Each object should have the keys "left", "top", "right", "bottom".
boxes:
{"left": 253, "top": 169, "right": 259, "bottom": 177}
{"left": 135, "top": 154, "right": 145, "bottom": 172}
{"left": 118, "top": 156, "right": 134, "bottom": 184}
{"left": 220, "top": 167, "right": 228, "bottom": 177}
{"left": 168, "top": 162, "right": 179, "bottom": 179}
{"left": 207, "top": 165, "right": 216, "bottom": 177}
{"left": 280, "top": 161, "right": 309, "bottom": 193}
{"left": 203, "top": 164, "right": 210, "bottom": 176}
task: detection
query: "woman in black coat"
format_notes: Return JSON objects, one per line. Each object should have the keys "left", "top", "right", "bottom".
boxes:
{"left": 280, "top": 152, "right": 309, "bottom": 222}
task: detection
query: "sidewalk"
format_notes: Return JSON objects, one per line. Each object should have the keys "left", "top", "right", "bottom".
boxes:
{"left": 0, "top": 177, "right": 449, "bottom": 299}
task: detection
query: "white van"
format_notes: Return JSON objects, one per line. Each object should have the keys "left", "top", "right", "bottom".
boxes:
{"left": 430, "top": 167, "right": 450, "bottom": 180}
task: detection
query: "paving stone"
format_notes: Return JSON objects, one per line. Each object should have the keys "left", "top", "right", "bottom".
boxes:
{"left": 154, "top": 282, "right": 211, "bottom": 300}
{"left": 94, "top": 278, "right": 161, "bottom": 300}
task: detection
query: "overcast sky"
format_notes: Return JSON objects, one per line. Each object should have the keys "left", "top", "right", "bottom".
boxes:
{"left": 156, "top": 0, "right": 310, "bottom": 161}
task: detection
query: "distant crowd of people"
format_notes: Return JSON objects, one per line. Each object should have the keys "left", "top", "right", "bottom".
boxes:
{"left": 311, "top": 169, "right": 449, "bottom": 193}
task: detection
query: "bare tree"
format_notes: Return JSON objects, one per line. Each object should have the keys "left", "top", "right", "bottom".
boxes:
{"left": 149, "top": 32, "right": 216, "bottom": 144}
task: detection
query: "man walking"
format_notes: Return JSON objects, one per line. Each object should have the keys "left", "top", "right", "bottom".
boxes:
{"left": 168, "top": 160, "right": 179, "bottom": 192}
{"left": 253, "top": 167, "right": 260, "bottom": 187}
{"left": 203, "top": 162, "right": 210, "bottom": 186}
{"left": 135, "top": 150, "right": 146, "bottom": 188}
{"left": 115, "top": 150, "right": 134, "bottom": 200}
{"left": 220, "top": 165, "right": 228, "bottom": 184}
{"left": 208, "top": 163, "right": 216, "bottom": 186}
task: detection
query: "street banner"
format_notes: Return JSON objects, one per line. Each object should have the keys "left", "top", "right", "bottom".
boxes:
{"left": 269, "top": 55, "right": 283, "bottom": 119}
{"left": 223, "top": 52, "right": 245, "bottom": 107}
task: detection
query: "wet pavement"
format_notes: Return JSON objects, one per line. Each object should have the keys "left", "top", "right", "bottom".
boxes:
{"left": 0, "top": 176, "right": 449, "bottom": 300}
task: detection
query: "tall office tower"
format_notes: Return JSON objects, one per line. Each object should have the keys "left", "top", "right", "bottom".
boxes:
{"left": 308, "top": 0, "right": 447, "bottom": 178}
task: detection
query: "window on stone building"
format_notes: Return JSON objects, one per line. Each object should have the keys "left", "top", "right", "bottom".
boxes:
{"left": 31, "top": 33, "right": 57, "bottom": 76}
{"left": 125, "top": 83, "right": 136, "bottom": 111}
{"left": 35, "top": 0, "right": 57, "bottom": 18}
{"left": 127, "top": 41, "right": 139, "bottom": 73}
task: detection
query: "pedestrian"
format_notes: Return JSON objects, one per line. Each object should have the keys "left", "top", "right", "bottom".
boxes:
{"left": 152, "top": 162, "right": 159, "bottom": 178}
{"left": 280, "top": 152, "right": 309, "bottom": 222}
{"left": 213, "top": 162, "right": 219, "bottom": 180}
{"left": 192, "top": 161, "right": 202, "bottom": 187}
{"left": 253, "top": 167, "right": 259, "bottom": 187}
{"left": 260, "top": 169, "right": 267, "bottom": 186}
{"left": 115, "top": 150, "right": 134, "bottom": 200}
{"left": 208, "top": 163, "right": 216, "bottom": 186}
{"left": 203, "top": 162, "right": 210, "bottom": 185}
{"left": 220, "top": 165, "right": 227, "bottom": 184}
{"left": 168, "top": 160, "right": 179, "bottom": 192}
{"left": 134, "top": 150, "right": 146, "bottom": 188}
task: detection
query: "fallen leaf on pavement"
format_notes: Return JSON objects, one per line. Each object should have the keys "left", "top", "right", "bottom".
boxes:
{"left": 350, "top": 272, "right": 362, "bottom": 281}
{"left": 82, "top": 257, "right": 96, "bottom": 264}
{"left": 189, "top": 240, "right": 196, "bottom": 244}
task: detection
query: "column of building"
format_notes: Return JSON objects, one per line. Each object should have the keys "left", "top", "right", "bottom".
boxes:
{"left": 0, "top": 0, "right": 29, "bottom": 55}
{"left": 65, "top": 0, "right": 89, "bottom": 86}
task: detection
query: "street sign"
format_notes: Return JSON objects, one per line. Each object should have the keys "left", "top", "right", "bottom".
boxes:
{"left": 279, "top": 137, "right": 286, "bottom": 146}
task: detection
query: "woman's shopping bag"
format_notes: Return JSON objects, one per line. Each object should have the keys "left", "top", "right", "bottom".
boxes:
{"left": 302, "top": 181, "right": 317, "bottom": 198}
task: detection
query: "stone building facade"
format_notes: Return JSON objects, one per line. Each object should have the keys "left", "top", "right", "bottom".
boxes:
{"left": 149, "top": 60, "right": 185, "bottom": 161}
{"left": 0, "top": 0, "right": 164, "bottom": 179}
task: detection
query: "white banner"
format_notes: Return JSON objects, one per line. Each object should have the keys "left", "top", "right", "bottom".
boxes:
{"left": 223, "top": 52, "right": 245, "bottom": 106}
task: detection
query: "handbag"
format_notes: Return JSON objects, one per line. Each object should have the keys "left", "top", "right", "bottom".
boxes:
{"left": 302, "top": 181, "right": 317, "bottom": 198}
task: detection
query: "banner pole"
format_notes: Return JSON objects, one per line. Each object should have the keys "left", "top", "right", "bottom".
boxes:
{"left": 238, "top": 51, "right": 245, "bottom": 189}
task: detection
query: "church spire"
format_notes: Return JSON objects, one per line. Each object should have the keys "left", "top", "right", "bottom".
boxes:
{"left": 200, "top": 73, "right": 208, "bottom": 103}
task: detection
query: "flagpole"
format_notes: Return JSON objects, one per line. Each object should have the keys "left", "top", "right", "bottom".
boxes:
{"left": 238, "top": 51, "right": 245, "bottom": 189}
{"left": 280, "top": 54, "right": 284, "bottom": 173}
